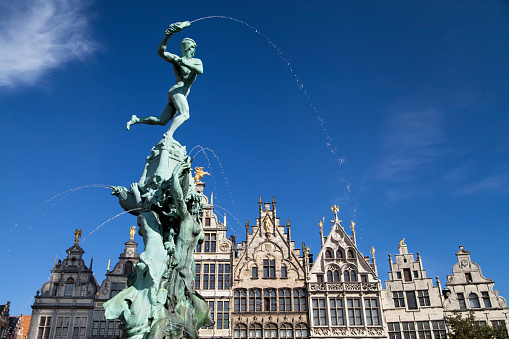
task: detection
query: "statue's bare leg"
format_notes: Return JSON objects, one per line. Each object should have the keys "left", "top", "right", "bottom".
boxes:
{"left": 126, "top": 103, "right": 177, "bottom": 131}
{"left": 164, "top": 93, "right": 189, "bottom": 140}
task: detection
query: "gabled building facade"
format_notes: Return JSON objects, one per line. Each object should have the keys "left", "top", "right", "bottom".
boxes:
{"left": 382, "top": 241, "right": 447, "bottom": 339}
{"left": 0, "top": 302, "right": 10, "bottom": 339}
{"left": 231, "top": 197, "right": 309, "bottom": 339}
{"left": 194, "top": 181, "right": 234, "bottom": 339}
{"left": 26, "top": 233, "right": 100, "bottom": 339}
{"left": 307, "top": 207, "right": 384, "bottom": 338}
{"left": 442, "top": 246, "right": 509, "bottom": 333}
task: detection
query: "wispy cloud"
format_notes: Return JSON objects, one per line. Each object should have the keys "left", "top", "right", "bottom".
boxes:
{"left": 457, "top": 172, "right": 509, "bottom": 195}
{"left": 0, "top": 0, "right": 99, "bottom": 89}
{"left": 373, "top": 108, "right": 444, "bottom": 182}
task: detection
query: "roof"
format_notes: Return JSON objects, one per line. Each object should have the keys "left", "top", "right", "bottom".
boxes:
{"left": 23, "top": 315, "right": 31, "bottom": 338}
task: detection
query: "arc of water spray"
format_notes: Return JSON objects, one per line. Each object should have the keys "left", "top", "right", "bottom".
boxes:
{"left": 190, "top": 16, "right": 345, "bottom": 172}
{"left": 81, "top": 208, "right": 142, "bottom": 243}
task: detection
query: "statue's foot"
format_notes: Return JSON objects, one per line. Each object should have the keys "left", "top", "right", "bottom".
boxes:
{"left": 126, "top": 115, "right": 137, "bottom": 131}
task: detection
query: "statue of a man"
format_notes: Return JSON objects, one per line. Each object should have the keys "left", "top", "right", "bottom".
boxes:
{"left": 126, "top": 21, "right": 204, "bottom": 141}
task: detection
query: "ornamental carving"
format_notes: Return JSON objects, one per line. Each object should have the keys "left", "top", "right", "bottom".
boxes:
{"left": 344, "top": 283, "right": 360, "bottom": 290}
{"left": 367, "top": 328, "right": 384, "bottom": 335}
{"left": 219, "top": 241, "right": 230, "bottom": 252}
{"left": 327, "top": 283, "right": 343, "bottom": 291}
{"left": 349, "top": 327, "right": 364, "bottom": 335}
{"left": 312, "top": 328, "right": 330, "bottom": 336}
{"left": 331, "top": 327, "right": 347, "bottom": 335}
{"left": 362, "top": 282, "right": 378, "bottom": 291}
{"left": 264, "top": 243, "right": 273, "bottom": 252}
{"left": 309, "top": 283, "right": 326, "bottom": 291}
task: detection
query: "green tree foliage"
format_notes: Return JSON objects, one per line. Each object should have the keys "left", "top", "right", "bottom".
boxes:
{"left": 447, "top": 311, "right": 508, "bottom": 339}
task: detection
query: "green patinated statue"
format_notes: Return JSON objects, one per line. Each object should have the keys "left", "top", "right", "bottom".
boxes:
{"left": 105, "top": 21, "right": 213, "bottom": 339}
{"left": 126, "top": 21, "right": 204, "bottom": 142}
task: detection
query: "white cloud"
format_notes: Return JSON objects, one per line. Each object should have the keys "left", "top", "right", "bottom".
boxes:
{"left": 0, "top": 0, "right": 99, "bottom": 88}
{"left": 373, "top": 108, "right": 443, "bottom": 182}
{"left": 457, "top": 172, "right": 509, "bottom": 195}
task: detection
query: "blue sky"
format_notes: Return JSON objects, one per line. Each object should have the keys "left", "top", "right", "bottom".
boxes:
{"left": 1, "top": 0, "right": 508, "bottom": 316}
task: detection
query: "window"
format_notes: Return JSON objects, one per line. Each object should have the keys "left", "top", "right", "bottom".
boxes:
{"left": 91, "top": 310, "right": 105, "bottom": 336}
{"left": 393, "top": 291, "right": 405, "bottom": 308}
{"left": 294, "top": 289, "right": 306, "bottom": 311}
{"left": 403, "top": 268, "right": 412, "bottom": 282}
{"left": 216, "top": 301, "right": 229, "bottom": 329}
{"left": 37, "top": 316, "right": 52, "bottom": 339}
{"left": 234, "top": 289, "right": 247, "bottom": 311}
{"left": 234, "top": 324, "right": 247, "bottom": 339}
{"left": 361, "top": 274, "right": 368, "bottom": 282}
{"left": 416, "top": 321, "right": 431, "bottom": 339}
{"left": 249, "top": 289, "right": 262, "bottom": 312}
{"left": 264, "top": 323, "right": 278, "bottom": 339}
{"left": 280, "top": 323, "right": 293, "bottom": 339}
{"left": 64, "top": 278, "right": 74, "bottom": 297}
{"left": 203, "top": 263, "right": 216, "bottom": 289}
{"left": 205, "top": 217, "right": 211, "bottom": 226}
{"left": 413, "top": 271, "right": 419, "bottom": 278}
{"left": 431, "top": 320, "right": 447, "bottom": 339}
{"left": 347, "top": 249, "right": 355, "bottom": 258}
{"left": 52, "top": 284, "right": 59, "bottom": 296}
{"left": 218, "top": 264, "right": 230, "bottom": 289}
{"left": 344, "top": 271, "right": 351, "bottom": 282}
{"left": 263, "top": 259, "right": 276, "bottom": 278}
{"left": 195, "top": 264, "right": 201, "bottom": 289}
{"left": 264, "top": 289, "right": 277, "bottom": 311}
{"left": 330, "top": 298, "right": 344, "bottom": 325}
{"left": 347, "top": 298, "right": 362, "bottom": 325}
{"left": 252, "top": 266, "right": 258, "bottom": 278}
{"left": 457, "top": 293, "right": 466, "bottom": 309}
{"left": 55, "top": 317, "right": 70, "bottom": 339}
{"left": 312, "top": 299, "right": 327, "bottom": 326}
{"left": 196, "top": 242, "right": 202, "bottom": 252}
{"left": 295, "top": 323, "right": 308, "bottom": 338}
{"left": 317, "top": 274, "right": 324, "bottom": 283}
{"left": 249, "top": 324, "right": 263, "bottom": 339}
{"left": 111, "top": 282, "right": 125, "bottom": 298}
{"left": 124, "top": 261, "right": 133, "bottom": 276}
{"left": 281, "top": 265, "right": 287, "bottom": 278}
{"left": 482, "top": 292, "right": 492, "bottom": 308}
{"left": 388, "top": 323, "right": 401, "bottom": 339}
{"left": 336, "top": 249, "right": 344, "bottom": 258}
{"left": 350, "top": 270, "right": 357, "bottom": 282}
{"left": 204, "top": 233, "right": 216, "bottom": 252}
{"left": 417, "top": 290, "right": 430, "bottom": 306}
{"left": 325, "top": 249, "right": 333, "bottom": 258}
{"left": 279, "top": 289, "right": 292, "bottom": 311}
{"left": 327, "top": 267, "right": 340, "bottom": 282}
{"left": 492, "top": 321, "right": 508, "bottom": 336}
{"left": 402, "top": 322, "right": 416, "bottom": 339}
{"left": 465, "top": 273, "right": 473, "bottom": 283}
{"left": 469, "top": 293, "right": 480, "bottom": 308}
{"left": 396, "top": 272, "right": 402, "bottom": 279}
{"left": 365, "top": 299, "right": 379, "bottom": 325}
{"left": 79, "top": 285, "right": 86, "bottom": 297}
{"left": 406, "top": 291, "right": 418, "bottom": 310}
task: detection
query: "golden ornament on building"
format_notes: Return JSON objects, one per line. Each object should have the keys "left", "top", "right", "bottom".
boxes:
{"left": 130, "top": 226, "right": 136, "bottom": 241}
{"left": 74, "top": 229, "right": 82, "bottom": 243}
{"left": 193, "top": 166, "right": 210, "bottom": 183}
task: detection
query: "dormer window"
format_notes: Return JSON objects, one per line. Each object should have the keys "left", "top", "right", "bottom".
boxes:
{"left": 465, "top": 273, "right": 473, "bottom": 283}
{"left": 469, "top": 293, "right": 480, "bottom": 308}
{"left": 403, "top": 268, "right": 412, "bottom": 282}
{"left": 325, "top": 249, "right": 333, "bottom": 259}
{"left": 347, "top": 250, "right": 354, "bottom": 259}
{"left": 336, "top": 249, "right": 344, "bottom": 258}
{"left": 64, "top": 278, "right": 74, "bottom": 297}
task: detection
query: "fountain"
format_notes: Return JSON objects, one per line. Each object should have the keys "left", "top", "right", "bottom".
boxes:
{"left": 103, "top": 21, "right": 213, "bottom": 339}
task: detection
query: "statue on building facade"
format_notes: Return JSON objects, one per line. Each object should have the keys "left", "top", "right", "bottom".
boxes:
{"left": 105, "top": 21, "right": 212, "bottom": 339}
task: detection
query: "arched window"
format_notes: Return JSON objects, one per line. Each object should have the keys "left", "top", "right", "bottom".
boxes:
{"left": 280, "top": 323, "right": 293, "bottom": 339}
{"left": 264, "top": 289, "right": 277, "bottom": 311}
{"left": 294, "top": 289, "right": 306, "bottom": 311}
{"left": 325, "top": 249, "right": 333, "bottom": 258}
{"left": 264, "top": 323, "right": 278, "bottom": 339}
{"left": 334, "top": 270, "right": 340, "bottom": 282}
{"left": 234, "top": 289, "right": 247, "bottom": 311}
{"left": 249, "top": 323, "right": 262, "bottom": 339}
{"left": 347, "top": 249, "right": 355, "bottom": 258}
{"left": 64, "top": 278, "right": 74, "bottom": 297}
{"left": 124, "top": 261, "right": 133, "bottom": 276}
{"left": 252, "top": 266, "right": 258, "bottom": 278}
{"left": 344, "top": 271, "right": 350, "bottom": 282}
{"left": 295, "top": 323, "right": 308, "bottom": 339}
{"left": 327, "top": 270, "right": 333, "bottom": 282}
{"left": 234, "top": 324, "right": 247, "bottom": 339}
{"left": 327, "top": 266, "right": 341, "bottom": 282}
{"left": 249, "top": 289, "right": 262, "bottom": 312}
{"left": 469, "top": 293, "right": 480, "bottom": 308}
{"left": 350, "top": 270, "right": 357, "bottom": 282}
{"left": 279, "top": 289, "right": 292, "bottom": 311}
{"left": 336, "top": 249, "right": 344, "bottom": 258}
